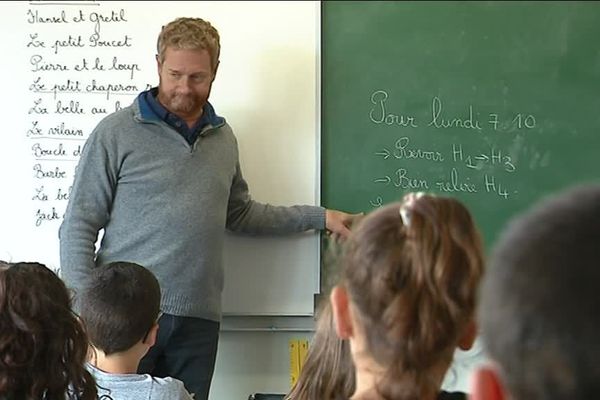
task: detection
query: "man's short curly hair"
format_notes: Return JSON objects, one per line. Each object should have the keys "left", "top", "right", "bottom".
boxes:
{"left": 157, "top": 17, "right": 220, "bottom": 71}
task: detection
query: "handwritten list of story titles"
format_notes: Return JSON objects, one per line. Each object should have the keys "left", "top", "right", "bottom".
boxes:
{"left": 25, "top": 4, "right": 152, "bottom": 227}
{"left": 367, "top": 90, "right": 546, "bottom": 208}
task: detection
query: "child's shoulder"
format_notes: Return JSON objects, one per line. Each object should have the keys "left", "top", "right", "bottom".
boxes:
{"left": 86, "top": 364, "right": 193, "bottom": 399}
{"left": 150, "top": 375, "right": 195, "bottom": 400}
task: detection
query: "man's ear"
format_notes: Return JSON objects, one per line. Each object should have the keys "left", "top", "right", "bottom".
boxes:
{"left": 458, "top": 318, "right": 477, "bottom": 351}
{"left": 211, "top": 60, "right": 220, "bottom": 82}
{"left": 470, "top": 364, "right": 507, "bottom": 400}
{"left": 330, "top": 285, "right": 353, "bottom": 339}
{"left": 156, "top": 54, "right": 162, "bottom": 74}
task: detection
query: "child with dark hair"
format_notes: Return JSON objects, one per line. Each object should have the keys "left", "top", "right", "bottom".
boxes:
{"left": 472, "top": 184, "right": 600, "bottom": 400}
{"left": 330, "top": 193, "right": 484, "bottom": 400}
{"left": 0, "top": 261, "right": 97, "bottom": 400}
{"left": 79, "top": 261, "right": 193, "bottom": 400}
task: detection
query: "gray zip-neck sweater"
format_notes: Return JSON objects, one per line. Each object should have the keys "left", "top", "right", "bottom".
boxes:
{"left": 59, "top": 93, "right": 325, "bottom": 321}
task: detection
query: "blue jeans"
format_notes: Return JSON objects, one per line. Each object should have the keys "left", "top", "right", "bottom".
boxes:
{"left": 138, "top": 314, "right": 220, "bottom": 400}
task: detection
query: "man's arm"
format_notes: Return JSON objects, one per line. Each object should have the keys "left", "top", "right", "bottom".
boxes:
{"left": 59, "top": 129, "right": 117, "bottom": 298}
{"left": 225, "top": 161, "right": 360, "bottom": 239}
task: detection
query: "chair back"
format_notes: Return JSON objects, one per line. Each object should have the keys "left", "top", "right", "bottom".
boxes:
{"left": 248, "top": 394, "right": 286, "bottom": 400}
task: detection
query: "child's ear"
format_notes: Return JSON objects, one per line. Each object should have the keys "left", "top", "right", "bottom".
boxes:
{"left": 458, "top": 318, "right": 477, "bottom": 351}
{"left": 144, "top": 322, "right": 159, "bottom": 347}
{"left": 330, "top": 285, "right": 353, "bottom": 339}
{"left": 470, "top": 364, "right": 507, "bottom": 400}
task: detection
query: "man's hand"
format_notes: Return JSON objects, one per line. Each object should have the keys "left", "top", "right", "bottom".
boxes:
{"left": 325, "top": 209, "right": 364, "bottom": 240}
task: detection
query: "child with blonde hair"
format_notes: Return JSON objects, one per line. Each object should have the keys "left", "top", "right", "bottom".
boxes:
{"left": 331, "top": 193, "right": 484, "bottom": 400}
{"left": 285, "top": 300, "right": 355, "bottom": 400}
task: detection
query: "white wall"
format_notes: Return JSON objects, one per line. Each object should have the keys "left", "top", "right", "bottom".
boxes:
{"left": 212, "top": 330, "right": 313, "bottom": 399}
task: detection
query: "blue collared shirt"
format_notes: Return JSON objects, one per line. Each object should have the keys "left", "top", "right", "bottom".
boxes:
{"left": 142, "top": 88, "right": 222, "bottom": 145}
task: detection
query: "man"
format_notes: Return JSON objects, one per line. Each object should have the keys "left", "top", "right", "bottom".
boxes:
{"left": 59, "top": 17, "right": 358, "bottom": 400}
{"left": 472, "top": 184, "right": 600, "bottom": 400}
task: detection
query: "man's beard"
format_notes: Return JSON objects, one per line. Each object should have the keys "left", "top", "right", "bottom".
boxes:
{"left": 167, "top": 92, "right": 202, "bottom": 114}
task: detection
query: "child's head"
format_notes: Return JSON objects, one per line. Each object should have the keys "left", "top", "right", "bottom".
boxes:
{"left": 285, "top": 300, "right": 355, "bottom": 400}
{"left": 79, "top": 261, "right": 161, "bottom": 355}
{"left": 0, "top": 261, "right": 97, "bottom": 400}
{"left": 473, "top": 184, "right": 600, "bottom": 400}
{"left": 331, "top": 193, "right": 484, "bottom": 399}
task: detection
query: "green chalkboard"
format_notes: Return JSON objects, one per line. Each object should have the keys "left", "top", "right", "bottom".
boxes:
{"left": 322, "top": 1, "right": 600, "bottom": 251}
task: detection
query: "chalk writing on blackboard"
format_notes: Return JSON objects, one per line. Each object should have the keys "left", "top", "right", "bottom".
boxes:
{"left": 368, "top": 89, "right": 537, "bottom": 207}
{"left": 369, "top": 90, "right": 537, "bottom": 133}
{"left": 369, "top": 90, "right": 418, "bottom": 127}
{"left": 393, "top": 137, "right": 445, "bottom": 162}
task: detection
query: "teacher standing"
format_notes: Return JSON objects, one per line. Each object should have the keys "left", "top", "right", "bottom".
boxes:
{"left": 59, "top": 16, "right": 358, "bottom": 400}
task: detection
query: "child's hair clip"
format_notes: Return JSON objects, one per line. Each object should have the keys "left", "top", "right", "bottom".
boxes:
{"left": 399, "top": 205, "right": 411, "bottom": 227}
{"left": 399, "top": 192, "right": 426, "bottom": 227}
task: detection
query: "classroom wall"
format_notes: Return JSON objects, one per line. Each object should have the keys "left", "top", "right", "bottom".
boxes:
{"left": 212, "top": 331, "right": 313, "bottom": 399}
